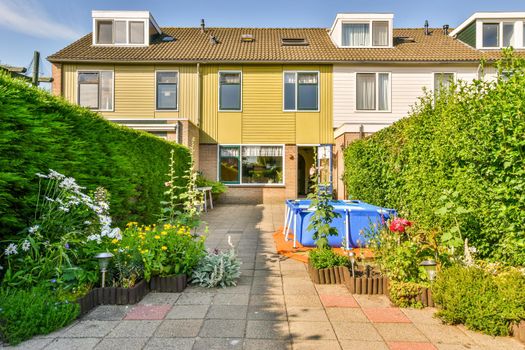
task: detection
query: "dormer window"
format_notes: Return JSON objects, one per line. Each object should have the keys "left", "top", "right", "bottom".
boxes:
{"left": 91, "top": 11, "right": 162, "bottom": 47}
{"left": 342, "top": 21, "right": 389, "bottom": 47}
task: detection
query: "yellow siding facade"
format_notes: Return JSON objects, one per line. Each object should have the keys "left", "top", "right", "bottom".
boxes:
{"left": 61, "top": 63, "right": 199, "bottom": 124}
{"left": 200, "top": 64, "right": 333, "bottom": 145}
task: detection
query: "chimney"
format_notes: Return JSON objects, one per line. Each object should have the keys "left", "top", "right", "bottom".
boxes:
{"left": 200, "top": 19, "right": 205, "bottom": 33}
{"left": 443, "top": 24, "right": 450, "bottom": 35}
{"left": 424, "top": 20, "right": 429, "bottom": 35}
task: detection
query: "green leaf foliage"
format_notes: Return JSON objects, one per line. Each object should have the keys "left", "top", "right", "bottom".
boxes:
{"left": 388, "top": 280, "right": 426, "bottom": 308}
{"left": 432, "top": 265, "right": 525, "bottom": 336}
{"left": 309, "top": 248, "right": 350, "bottom": 269}
{"left": 343, "top": 50, "right": 525, "bottom": 265}
{"left": 0, "top": 286, "right": 79, "bottom": 345}
{"left": 0, "top": 72, "right": 190, "bottom": 238}
{"left": 191, "top": 248, "right": 242, "bottom": 288}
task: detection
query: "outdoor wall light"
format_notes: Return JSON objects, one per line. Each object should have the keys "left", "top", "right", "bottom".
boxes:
{"left": 420, "top": 259, "right": 437, "bottom": 282}
{"left": 94, "top": 252, "right": 113, "bottom": 288}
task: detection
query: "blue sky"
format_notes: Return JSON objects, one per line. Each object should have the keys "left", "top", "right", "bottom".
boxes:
{"left": 0, "top": 0, "right": 524, "bottom": 80}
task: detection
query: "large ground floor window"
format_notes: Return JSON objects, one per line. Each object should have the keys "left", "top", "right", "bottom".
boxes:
{"left": 219, "top": 145, "right": 284, "bottom": 185}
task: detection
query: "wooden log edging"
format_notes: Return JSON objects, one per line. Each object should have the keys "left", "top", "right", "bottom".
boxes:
{"left": 149, "top": 274, "right": 187, "bottom": 292}
{"left": 76, "top": 279, "right": 148, "bottom": 316}
{"left": 307, "top": 262, "right": 351, "bottom": 284}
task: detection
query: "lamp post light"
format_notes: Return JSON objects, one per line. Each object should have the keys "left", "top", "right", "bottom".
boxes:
{"left": 348, "top": 251, "right": 356, "bottom": 277}
{"left": 420, "top": 259, "right": 437, "bottom": 282}
{"left": 94, "top": 252, "right": 113, "bottom": 288}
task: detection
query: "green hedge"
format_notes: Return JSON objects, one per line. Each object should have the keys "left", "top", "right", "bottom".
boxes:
{"left": 343, "top": 52, "right": 525, "bottom": 265}
{"left": 0, "top": 72, "right": 190, "bottom": 237}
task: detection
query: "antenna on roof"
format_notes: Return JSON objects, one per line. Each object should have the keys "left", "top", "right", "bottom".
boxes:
{"left": 424, "top": 20, "right": 430, "bottom": 35}
{"left": 200, "top": 19, "right": 206, "bottom": 33}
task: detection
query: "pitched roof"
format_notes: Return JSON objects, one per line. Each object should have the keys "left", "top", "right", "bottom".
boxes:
{"left": 47, "top": 27, "right": 521, "bottom": 64}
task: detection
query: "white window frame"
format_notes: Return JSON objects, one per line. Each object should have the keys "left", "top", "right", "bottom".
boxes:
{"left": 217, "top": 144, "right": 286, "bottom": 186}
{"left": 341, "top": 20, "right": 391, "bottom": 48}
{"left": 92, "top": 18, "right": 148, "bottom": 47}
{"left": 433, "top": 72, "right": 456, "bottom": 91}
{"left": 218, "top": 71, "right": 243, "bottom": 112}
{"left": 282, "top": 71, "right": 320, "bottom": 112}
{"left": 77, "top": 70, "right": 115, "bottom": 112}
{"left": 479, "top": 21, "right": 524, "bottom": 49}
{"left": 354, "top": 72, "right": 391, "bottom": 113}
{"left": 155, "top": 70, "right": 179, "bottom": 112}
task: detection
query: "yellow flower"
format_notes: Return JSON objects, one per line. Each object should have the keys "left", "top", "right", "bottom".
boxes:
{"left": 161, "top": 231, "right": 167, "bottom": 236}
{"left": 163, "top": 224, "right": 172, "bottom": 230}
{"left": 145, "top": 226, "right": 151, "bottom": 231}
{"left": 113, "top": 248, "right": 117, "bottom": 252}
{"left": 111, "top": 238, "right": 119, "bottom": 244}
{"left": 154, "top": 235, "right": 160, "bottom": 239}
{"left": 161, "top": 246, "right": 167, "bottom": 251}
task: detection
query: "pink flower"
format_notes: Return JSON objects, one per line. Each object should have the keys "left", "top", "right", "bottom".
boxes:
{"left": 389, "top": 217, "right": 412, "bottom": 233}
{"left": 164, "top": 181, "right": 172, "bottom": 187}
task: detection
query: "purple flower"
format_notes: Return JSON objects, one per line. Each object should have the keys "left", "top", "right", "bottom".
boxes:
{"left": 64, "top": 243, "right": 70, "bottom": 249}
{"left": 51, "top": 279, "right": 56, "bottom": 283}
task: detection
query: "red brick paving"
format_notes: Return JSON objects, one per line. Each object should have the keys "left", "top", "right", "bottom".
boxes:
{"left": 363, "top": 307, "right": 412, "bottom": 323}
{"left": 387, "top": 342, "right": 437, "bottom": 350}
{"left": 319, "top": 294, "right": 359, "bottom": 308}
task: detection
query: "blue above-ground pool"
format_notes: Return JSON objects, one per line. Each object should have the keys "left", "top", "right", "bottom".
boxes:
{"left": 283, "top": 199, "right": 396, "bottom": 248}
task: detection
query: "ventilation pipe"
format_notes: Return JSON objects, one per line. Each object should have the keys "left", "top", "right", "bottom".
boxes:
{"left": 443, "top": 24, "right": 450, "bottom": 35}
{"left": 200, "top": 19, "right": 205, "bottom": 33}
{"left": 424, "top": 20, "right": 429, "bottom": 35}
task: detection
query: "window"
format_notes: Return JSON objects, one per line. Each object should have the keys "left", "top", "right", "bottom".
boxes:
{"left": 281, "top": 38, "right": 309, "bottom": 46}
{"left": 342, "top": 21, "right": 389, "bottom": 47}
{"left": 503, "top": 23, "right": 514, "bottom": 47}
{"left": 156, "top": 72, "right": 178, "bottom": 110}
{"left": 129, "top": 21, "right": 145, "bottom": 44}
{"left": 434, "top": 73, "right": 455, "bottom": 95}
{"left": 483, "top": 23, "right": 499, "bottom": 47}
{"left": 94, "top": 19, "right": 146, "bottom": 45}
{"left": 219, "top": 145, "right": 284, "bottom": 185}
{"left": 283, "top": 72, "right": 319, "bottom": 111}
{"left": 96, "top": 21, "right": 113, "bottom": 44}
{"left": 78, "top": 71, "right": 113, "bottom": 111}
{"left": 219, "top": 72, "right": 241, "bottom": 111}
{"left": 356, "top": 73, "right": 390, "bottom": 111}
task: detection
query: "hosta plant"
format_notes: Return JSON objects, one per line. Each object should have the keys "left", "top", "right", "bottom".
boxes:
{"left": 191, "top": 246, "right": 242, "bottom": 288}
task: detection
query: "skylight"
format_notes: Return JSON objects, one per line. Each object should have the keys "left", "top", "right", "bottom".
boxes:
{"left": 281, "top": 38, "right": 309, "bottom": 46}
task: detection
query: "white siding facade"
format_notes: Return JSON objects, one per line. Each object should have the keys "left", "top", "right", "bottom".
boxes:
{"left": 333, "top": 65, "right": 481, "bottom": 134}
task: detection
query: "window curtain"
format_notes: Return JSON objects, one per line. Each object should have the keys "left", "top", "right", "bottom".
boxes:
{"left": 503, "top": 23, "right": 514, "bottom": 47}
{"left": 242, "top": 146, "right": 282, "bottom": 157}
{"left": 356, "top": 73, "right": 376, "bottom": 110}
{"left": 378, "top": 73, "right": 389, "bottom": 111}
{"left": 100, "top": 71, "right": 113, "bottom": 110}
{"left": 372, "top": 22, "right": 389, "bottom": 46}
{"left": 220, "top": 147, "right": 240, "bottom": 157}
{"left": 342, "top": 23, "right": 369, "bottom": 46}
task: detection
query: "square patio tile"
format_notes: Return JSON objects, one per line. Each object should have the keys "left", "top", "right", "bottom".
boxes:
{"left": 143, "top": 337, "right": 194, "bottom": 350}
{"left": 401, "top": 308, "right": 442, "bottom": 325}
{"left": 331, "top": 321, "right": 383, "bottom": 341}
{"left": 387, "top": 342, "right": 437, "bottom": 350}
{"left": 244, "top": 339, "right": 292, "bottom": 350}
{"left": 206, "top": 305, "right": 248, "bottom": 319}
{"left": 192, "top": 338, "right": 243, "bottom": 350}
{"left": 61, "top": 320, "right": 119, "bottom": 338}
{"left": 292, "top": 340, "right": 342, "bottom": 350}
{"left": 7, "top": 337, "right": 53, "bottom": 350}
{"left": 138, "top": 292, "right": 180, "bottom": 305}
{"left": 325, "top": 308, "right": 369, "bottom": 323}
{"left": 246, "top": 320, "right": 290, "bottom": 339}
{"left": 106, "top": 320, "right": 161, "bottom": 337}
{"left": 286, "top": 307, "right": 328, "bottom": 322}
{"left": 363, "top": 308, "right": 412, "bottom": 323}
{"left": 288, "top": 321, "right": 336, "bottom": 340}
{"left": 165, "top": 304, "right": 209, "bottom": 319}
{"left": 340, "top": 340, "right": 389, "bottom": 350}
{"left": 213, "top": 293, "right": 250, "bottom": 305}
{"left": 154, "top": 319, "right": 203, "bottom": 337}
{"left": 82, "top": 305, "right": 130, "bottom": 321}
{"left": 94, "top": 337, "right": 148, "bottom": 350}
{"left": 285, "top": 294, "right": 323, "bottom": 308}
{"left": 199, "top": 319, "right": 246, "bottom": 338}
{"left": 376, "top": 323, "right": 428, "bottom": 342}
{"left": 176, "top": 292, "right": 215, "bottom": 305}
{"left": 124, "top": 304, "right": 171, "bottom": 320}
{"left": 247, "top": 305, "right": 287, "bottom": 320}
{"left": 43, "top": 338, "right": 101, "bottom": 350}
{"left": 415, "top": 324, "right": 477, "bottom": 345}
{"left": 319, "top": 294, "right": 358, "bottom": 308}
{"left": 314, "top": 284, "right": 351, "bottom": 296}
{"left": 250, "top": 294, "right": 285, "bottom": 307}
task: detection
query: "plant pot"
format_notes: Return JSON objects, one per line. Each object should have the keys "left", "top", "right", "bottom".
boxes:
{"left": 346, "top": 275, "right": 389, "bottom": 295}
{"left": 149, "top": 274, "right": 187, "bottom": 292}
{"left": 307, "top": 261, "right": 350, "bottom": 284}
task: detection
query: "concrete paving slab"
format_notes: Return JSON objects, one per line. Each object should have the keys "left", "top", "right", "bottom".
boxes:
{"left": 288, "top": 321, "right": 337, "bottom": 340}
{"left": 165, "top": 304, "right": 209, "bottom": 319}
{"left": 154, "top": 319, "right": 203, "bottom": 338}
{"left": 143, "top": 337, "right": 195, "bottom": 350}
{"left": 192, "top": 338, "right": 243, "bottom": 350}
{"left": 199, "top": 319, "right": 246, "bottom": 338}
{"left": 331, "top": 321, "right": 383, "bottom": 341}
{"left": 60, "top": 320, "right": 119, "bottom": 338}
{"left": 246, "top": 320, "right": 290, "bottom": 339}
{"left": 375, "top": 323, "right": 429, "bottom": 342}
{"left": 94, "top": 337, "right": 148, "bottom": 350}
{"left": 206, "top": 305, "right": 248, "bottom": 319}
{"left": 106, "top": 320, "right": 161, "bottom": 338}
{"left": 42, "top": 338, "right": 101, "bottom": 350}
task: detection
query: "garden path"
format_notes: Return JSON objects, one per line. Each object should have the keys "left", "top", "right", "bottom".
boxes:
{"left": 10, "top": 204, "right": 524, "bottom": 350}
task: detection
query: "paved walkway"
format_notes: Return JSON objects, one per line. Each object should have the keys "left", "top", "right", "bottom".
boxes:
{"left": 8, "top": 204, "right": 524, "bottom": 350}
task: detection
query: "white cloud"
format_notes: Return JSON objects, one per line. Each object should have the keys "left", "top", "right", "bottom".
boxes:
{"left": 0, "top": 0, "right": 80, "bottom": 40}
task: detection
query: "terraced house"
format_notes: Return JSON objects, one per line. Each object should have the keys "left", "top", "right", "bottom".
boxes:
{"left": 48, "top": 10, "right": 525, "bottom": 202}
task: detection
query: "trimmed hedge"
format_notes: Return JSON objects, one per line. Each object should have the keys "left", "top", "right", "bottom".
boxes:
{"left": 343, "top": 52, "right": 525, "bottom": 265}
{"left": 0, "top": 72, "right": 190, "bottom": 237}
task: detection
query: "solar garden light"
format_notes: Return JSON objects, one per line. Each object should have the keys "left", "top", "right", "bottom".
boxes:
{"left": 420, "top": 259, "right": 437, "bottom": 282}
{"left": 94, "top": 252, "right": 113, "bottom": 288}
{"left": 348, "top": 251, "right": 356, "bottom": 277}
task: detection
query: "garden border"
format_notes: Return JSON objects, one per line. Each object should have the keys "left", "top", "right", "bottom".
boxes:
{"left": 307, "top": 261, "right": 351, "bottom": 284}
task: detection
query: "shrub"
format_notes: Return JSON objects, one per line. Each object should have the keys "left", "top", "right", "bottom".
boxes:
{"left": 388, "top": 280, "right": 425, "bottom": 308}
{"left": 309, "top": 248, "right": 350, "bottom": 269}
{"left": 191, "top": 247, "right": 242, "bottom": 288}
{"left": 0, "top": 72, "right": 190, "bottom": 238}
{"left": 432, "top": 265, "right": 525, "bottom": 336}
{"left": 343, "top": 50, "right": 525, "bottom": 265}
{"left": 0, "top": 287, "right": 79, "bottom": 345}
{"left": 115, "top": 223, "right": 206, "bottom": 281}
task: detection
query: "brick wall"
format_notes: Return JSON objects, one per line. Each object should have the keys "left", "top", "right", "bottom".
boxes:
{"left": 167, "top": 120, "right": 200, "bottom": 167}
{"left": 199, "top": 144, "right": 297, "bottom": 204}
{"left": 51, "top": 63, "right": 62, "bottom": 96}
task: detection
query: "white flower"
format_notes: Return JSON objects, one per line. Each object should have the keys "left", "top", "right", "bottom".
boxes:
{"left": 99, "top": 215, "right": 112, "bottom": 227}
{"left": 108, "top": 228, "right": 121, "bottom": 240}
{"left": 4, "top": 243, "right": 18, "bottom": 256}
{"left": 22, "top": 240, "right": 31, "bottom": 252}
{"left": 468, "top": 246, "right": 477, "bottom": 253}
{"left": 36, "top": 172, "right": 48, "bottom": 178}
{"left": 47, "top": 169, "right": 65, "bottom": 180}
{"left": 59, "top": 206, "right": 70, "bottom": 212}
{"left": 83, "top": 220, "right": 92, "bottom": 225}
{"left": 99, "top": 202, "right": 109, "bottom": 211}
{"left": 59, "top": 177, "right": 82, "bottom": 192}
{"left": 0, "top": 265, "right": 3, "bottom": 270}
{"left": 28, "top": 225, "right": 39, "bottom": 234}
{"left": 87, "top": 234, "right": 102, "bottom": 244}
{"left": 44, "top": 196, "right": 55, "bottom": 202}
